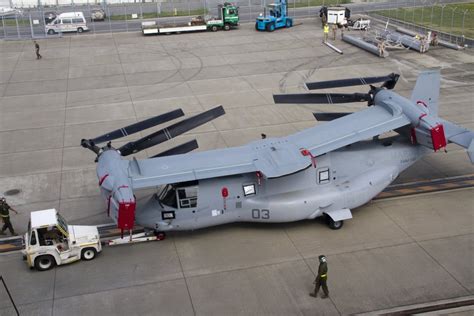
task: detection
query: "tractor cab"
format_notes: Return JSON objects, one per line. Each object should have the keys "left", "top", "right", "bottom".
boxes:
{"left": 22, "top": 209, "right": 101, "bottom": 271}
{"left": 267, "top": 3, "right": 282, "bottom": 18}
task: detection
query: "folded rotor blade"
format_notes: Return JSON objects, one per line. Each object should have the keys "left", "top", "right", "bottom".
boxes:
{"left": 151, "top": 139, "right": 199, "bottom": 158}
{"left": 119, "top": 106, "right": 225, "bottom": 156}
{"left": 273, "top": 93, "right": 371, "bottom": 104}
{"left": 306, "top": 73, "right": 399, "bottom": 90}
{"left": 89, "top": 109, "right": 185, "bottom": 145}
{"left": 312, "top": 112, "right": 352, "bottom": 121}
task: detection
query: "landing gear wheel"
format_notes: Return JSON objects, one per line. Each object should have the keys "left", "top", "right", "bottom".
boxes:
{"left": 35, "top": 255, "right": 55, "bottom": 271}
{"left": 155, "top": 231, "right": 166, "bottom": 240}
{"left": 327, "top": 216, "right": 343, "bottom": 230}
{"left": 81, "top": 248, "right": 97, "bottom": 261}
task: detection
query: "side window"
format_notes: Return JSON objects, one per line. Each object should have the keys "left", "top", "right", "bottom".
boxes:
{"left": 30, "top": 230, "right": 37, "bottom": 246}
{"left": 178, "top": 187, "right": 197, "bottom": 209}
{"left": 73, "top": 18, "right": 83, "bottom": 23}
{"left": 243, "top": 184, "right": 256, "bottom": 197}
{"left": 318, "top": 168, "right": 330, "bottom": 184}
{"left": 63, "top": 19, "right": 72, "bottom": 24}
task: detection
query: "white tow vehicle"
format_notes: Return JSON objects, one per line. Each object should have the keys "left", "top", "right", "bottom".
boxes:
{"left": 22, "top": 209, "right": 101, "bottom": 271}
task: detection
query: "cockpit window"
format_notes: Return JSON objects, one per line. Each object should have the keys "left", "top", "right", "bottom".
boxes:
{"left": 159, "top": 185, "right": 178, "bottom": 208}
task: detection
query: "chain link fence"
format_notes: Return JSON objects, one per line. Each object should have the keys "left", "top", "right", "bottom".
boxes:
{"left": 1, "top": 0, "right": 472, "bottom": 40}
{"left": 367, "top": 1, "right": 473, "bottom": 46}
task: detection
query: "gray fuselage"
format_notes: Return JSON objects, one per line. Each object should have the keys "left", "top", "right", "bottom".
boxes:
{"left": 135, "top": 137, "right": 427, "bottom": 231}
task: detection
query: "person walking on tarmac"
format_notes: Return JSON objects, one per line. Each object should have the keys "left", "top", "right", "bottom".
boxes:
{"left": 34, "top": 40, "right": 42, "bottom": 60}
{"left": 310, "top": 255, "right": 329, "bottom": 298}
{"left": 0, "top": 197, "right": 19, "bottom": 236}
{"left": 323, "top": 24, "right": 329, "bottom": 43}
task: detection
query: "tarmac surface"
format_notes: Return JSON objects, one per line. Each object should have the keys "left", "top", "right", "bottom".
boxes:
{"left": 0, "top": 19, "right": 473, "bottom": 315}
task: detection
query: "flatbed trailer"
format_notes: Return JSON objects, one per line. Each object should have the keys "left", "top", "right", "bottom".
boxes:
{"left": 142, "top": 21, "right": 207, "bottom": 35}
{"left": 142, "top": 3, "right": 239, "bottom": 35}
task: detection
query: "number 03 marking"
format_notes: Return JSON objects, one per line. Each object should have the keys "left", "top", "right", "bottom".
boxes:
{"left": 251, "top": 209, "right": 270, "bottom": 219}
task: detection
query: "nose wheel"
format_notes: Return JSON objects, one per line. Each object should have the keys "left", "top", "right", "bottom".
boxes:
{"left": 327, "top": 216, "right": 344, "bottom": 230}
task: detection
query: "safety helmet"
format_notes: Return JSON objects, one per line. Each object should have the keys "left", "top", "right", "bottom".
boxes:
{"left": 0, "top": 197, "right": 5, "bottom": 202}
{"left": 319, "top": 255, "right": 326, "bottom": 263}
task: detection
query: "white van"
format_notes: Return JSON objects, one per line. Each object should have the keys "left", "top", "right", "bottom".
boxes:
{"left": 45, "top": 12, "right": 88, "bottom": 34}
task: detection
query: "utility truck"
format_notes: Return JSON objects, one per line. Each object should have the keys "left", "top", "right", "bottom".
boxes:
{"left": 320, "top": 6, "right": 351, "bottom": 26}
{"left": 22, "top": 209, "right": 102, "bottom": 271}
{"left": 255, "top": 0, "right": 293, "bottom": 32}
{"left": 142, "top": 3, "right": 239, "bottom": 35}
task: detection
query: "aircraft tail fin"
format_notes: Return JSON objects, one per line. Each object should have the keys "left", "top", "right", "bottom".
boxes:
{"left": 411, "top": 69, "right": 440, "bottom": 116}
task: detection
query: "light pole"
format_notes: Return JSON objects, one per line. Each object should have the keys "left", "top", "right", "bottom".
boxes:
{"left": 450, "top": 7, "right": 456, "bottom": 42}
{"left": 440, "top": 4, "right": 445, "bottom": 28}
{"left": 461, "top": 10, "right": 468, "bottom": 37}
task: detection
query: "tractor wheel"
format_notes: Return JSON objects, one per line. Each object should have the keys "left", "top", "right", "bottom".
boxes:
{"left": 286, "top": 19, "right": 292, "bottom": 28}
{"left": 81, "top": 248, "right": 97, "bottom": 261}
{"left": 34, "top": 255, "right": 56, "bottom": 271}
{"left": 224, "top": 23, "right": 231, "bottom": 31}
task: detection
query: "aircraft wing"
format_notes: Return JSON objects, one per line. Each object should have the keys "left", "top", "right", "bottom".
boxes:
{"left": 129, "top": 103, "right": 411, "bottom": 189}
{"left": 440, "top": 119, "right": 474, "bottom": 163}
{"left": 288, "top": 102, "right": 411, "bottom": 157}
{"left": 129, "top": 140, "right": 311, "bottom": 189}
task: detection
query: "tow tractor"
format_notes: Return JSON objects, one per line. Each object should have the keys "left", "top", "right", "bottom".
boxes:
{"left": 142, "top": 2, "right": 239, "bottom": 35}
{"left": 255, "top": 0, "right": 293, "bottom": 32}
{"left": 22, "top": 209, "right": 102, "bottom": 271}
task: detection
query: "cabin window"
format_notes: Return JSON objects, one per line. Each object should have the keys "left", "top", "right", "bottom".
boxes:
{"left": 177, "top": 187, "right": 198, "bottom": 209}
{"left": 318, "top": 168, "right": 330, "bottom": 184}
{"left": 243, "top": 184, "right": 256, "bottom": 196}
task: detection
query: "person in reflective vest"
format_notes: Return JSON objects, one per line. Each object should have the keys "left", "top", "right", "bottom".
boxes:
{"left": 310, "top": 255, "right": 329, "bottom": 298}
{"left": 323, "top": 24, "right": 329, "bottom": 43}
{"left": 0, "top": 197, "right": 18, "bottom": 236}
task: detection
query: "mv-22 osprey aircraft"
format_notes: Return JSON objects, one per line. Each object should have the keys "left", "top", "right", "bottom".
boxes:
{"left": 81, "top": 70, "right": 474, "bottom": 239}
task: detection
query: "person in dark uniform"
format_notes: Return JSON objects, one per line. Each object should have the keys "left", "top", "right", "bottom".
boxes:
{"left": 34, "top": 41, "right": 42, "bottom": 59}
{"left": 310, "top": 255, "right": 329, "bottom": 298}
{"left": 0, "top": 197, "right": 19, "bottom": 236}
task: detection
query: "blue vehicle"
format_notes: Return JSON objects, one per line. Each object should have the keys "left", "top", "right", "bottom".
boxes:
{"left": 255, "top": 0, "right": 293, "bottom": 32}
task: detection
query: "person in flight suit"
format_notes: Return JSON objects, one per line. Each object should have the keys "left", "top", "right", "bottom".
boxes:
{"left": 310, "top": 255, "right": 329, "bottom": 298}
{"left": 0, "top": 197, "right": 19, "bottom": 236}
{"left": 34, "top": 41, "right": 42, "bottom": 59}
{"left": 0, "top": 197, "right": 18, "bottom": 236}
